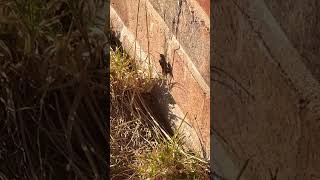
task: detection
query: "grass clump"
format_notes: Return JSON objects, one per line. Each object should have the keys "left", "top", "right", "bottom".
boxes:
{"left": 110, "top": 46, "right": 209, "bottom": 179}
{"left": 110, "top": 46, "right": 161, "bottom": 179}
{"left": 136, "top": 132, "right": 209, "bottom": 179}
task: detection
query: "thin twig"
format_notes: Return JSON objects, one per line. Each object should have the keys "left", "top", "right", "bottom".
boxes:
{"left": 133, "top": 0, "right": 141, "bottom": 62}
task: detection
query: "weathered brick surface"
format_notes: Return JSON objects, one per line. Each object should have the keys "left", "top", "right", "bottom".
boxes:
{"left": 167, "top": 39, "right": 210, "bottom": 156}
{"left": 214, "top": 0, "right": 320, "bottom": 179}
{"left": 148, "top": 0, "right": 210, "bottom": 85}
{"left": 111, "top": 0, "right": 210, "bottom": 156}
{"left": 265, "top": 1, "right": 320, "bottom": 82}
{"left": 195, "top": 0, "right": 210, "bottom": 16}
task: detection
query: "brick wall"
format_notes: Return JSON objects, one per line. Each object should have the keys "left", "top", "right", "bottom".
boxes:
{"left": 213, "top": 0, "right": 320, "bottom": 179}
{"left": 195, "top": 0, "right": 210, "bottom": 16}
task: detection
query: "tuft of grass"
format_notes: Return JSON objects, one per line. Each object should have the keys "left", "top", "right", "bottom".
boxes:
{"left": 136, "top": 133, "right": 210, "bottom": 179}
{"left": 110, "top": 46, "right": 162, "bottom": 179}
{"left": 110, "top": 46, "right": 210, "bottom": 179}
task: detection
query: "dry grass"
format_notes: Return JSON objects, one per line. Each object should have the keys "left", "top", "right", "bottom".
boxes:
{"left": 0, "top": 0, "right": 108, "bottom": 179}
{"left": 110, "top": 46, "right": 210, "bottom": 179}
{"left": 110, "top": 46, "right": 164, "bottom": 179}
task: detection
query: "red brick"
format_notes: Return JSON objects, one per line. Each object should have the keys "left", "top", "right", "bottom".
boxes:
{"left": 195, "top": 0, "right": 210, "bottom": 16}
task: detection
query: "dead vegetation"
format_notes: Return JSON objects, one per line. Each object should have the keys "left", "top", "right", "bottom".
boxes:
{"left": 0, "top": 0, "right": 108, "bottom": 179}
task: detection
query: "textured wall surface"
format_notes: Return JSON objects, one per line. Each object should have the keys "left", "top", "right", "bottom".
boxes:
{"left": 195, "top": 0, "right": 210, "bottom": 16}
{"left": 213, "top": 0, "right": 320, "bottom": 179}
